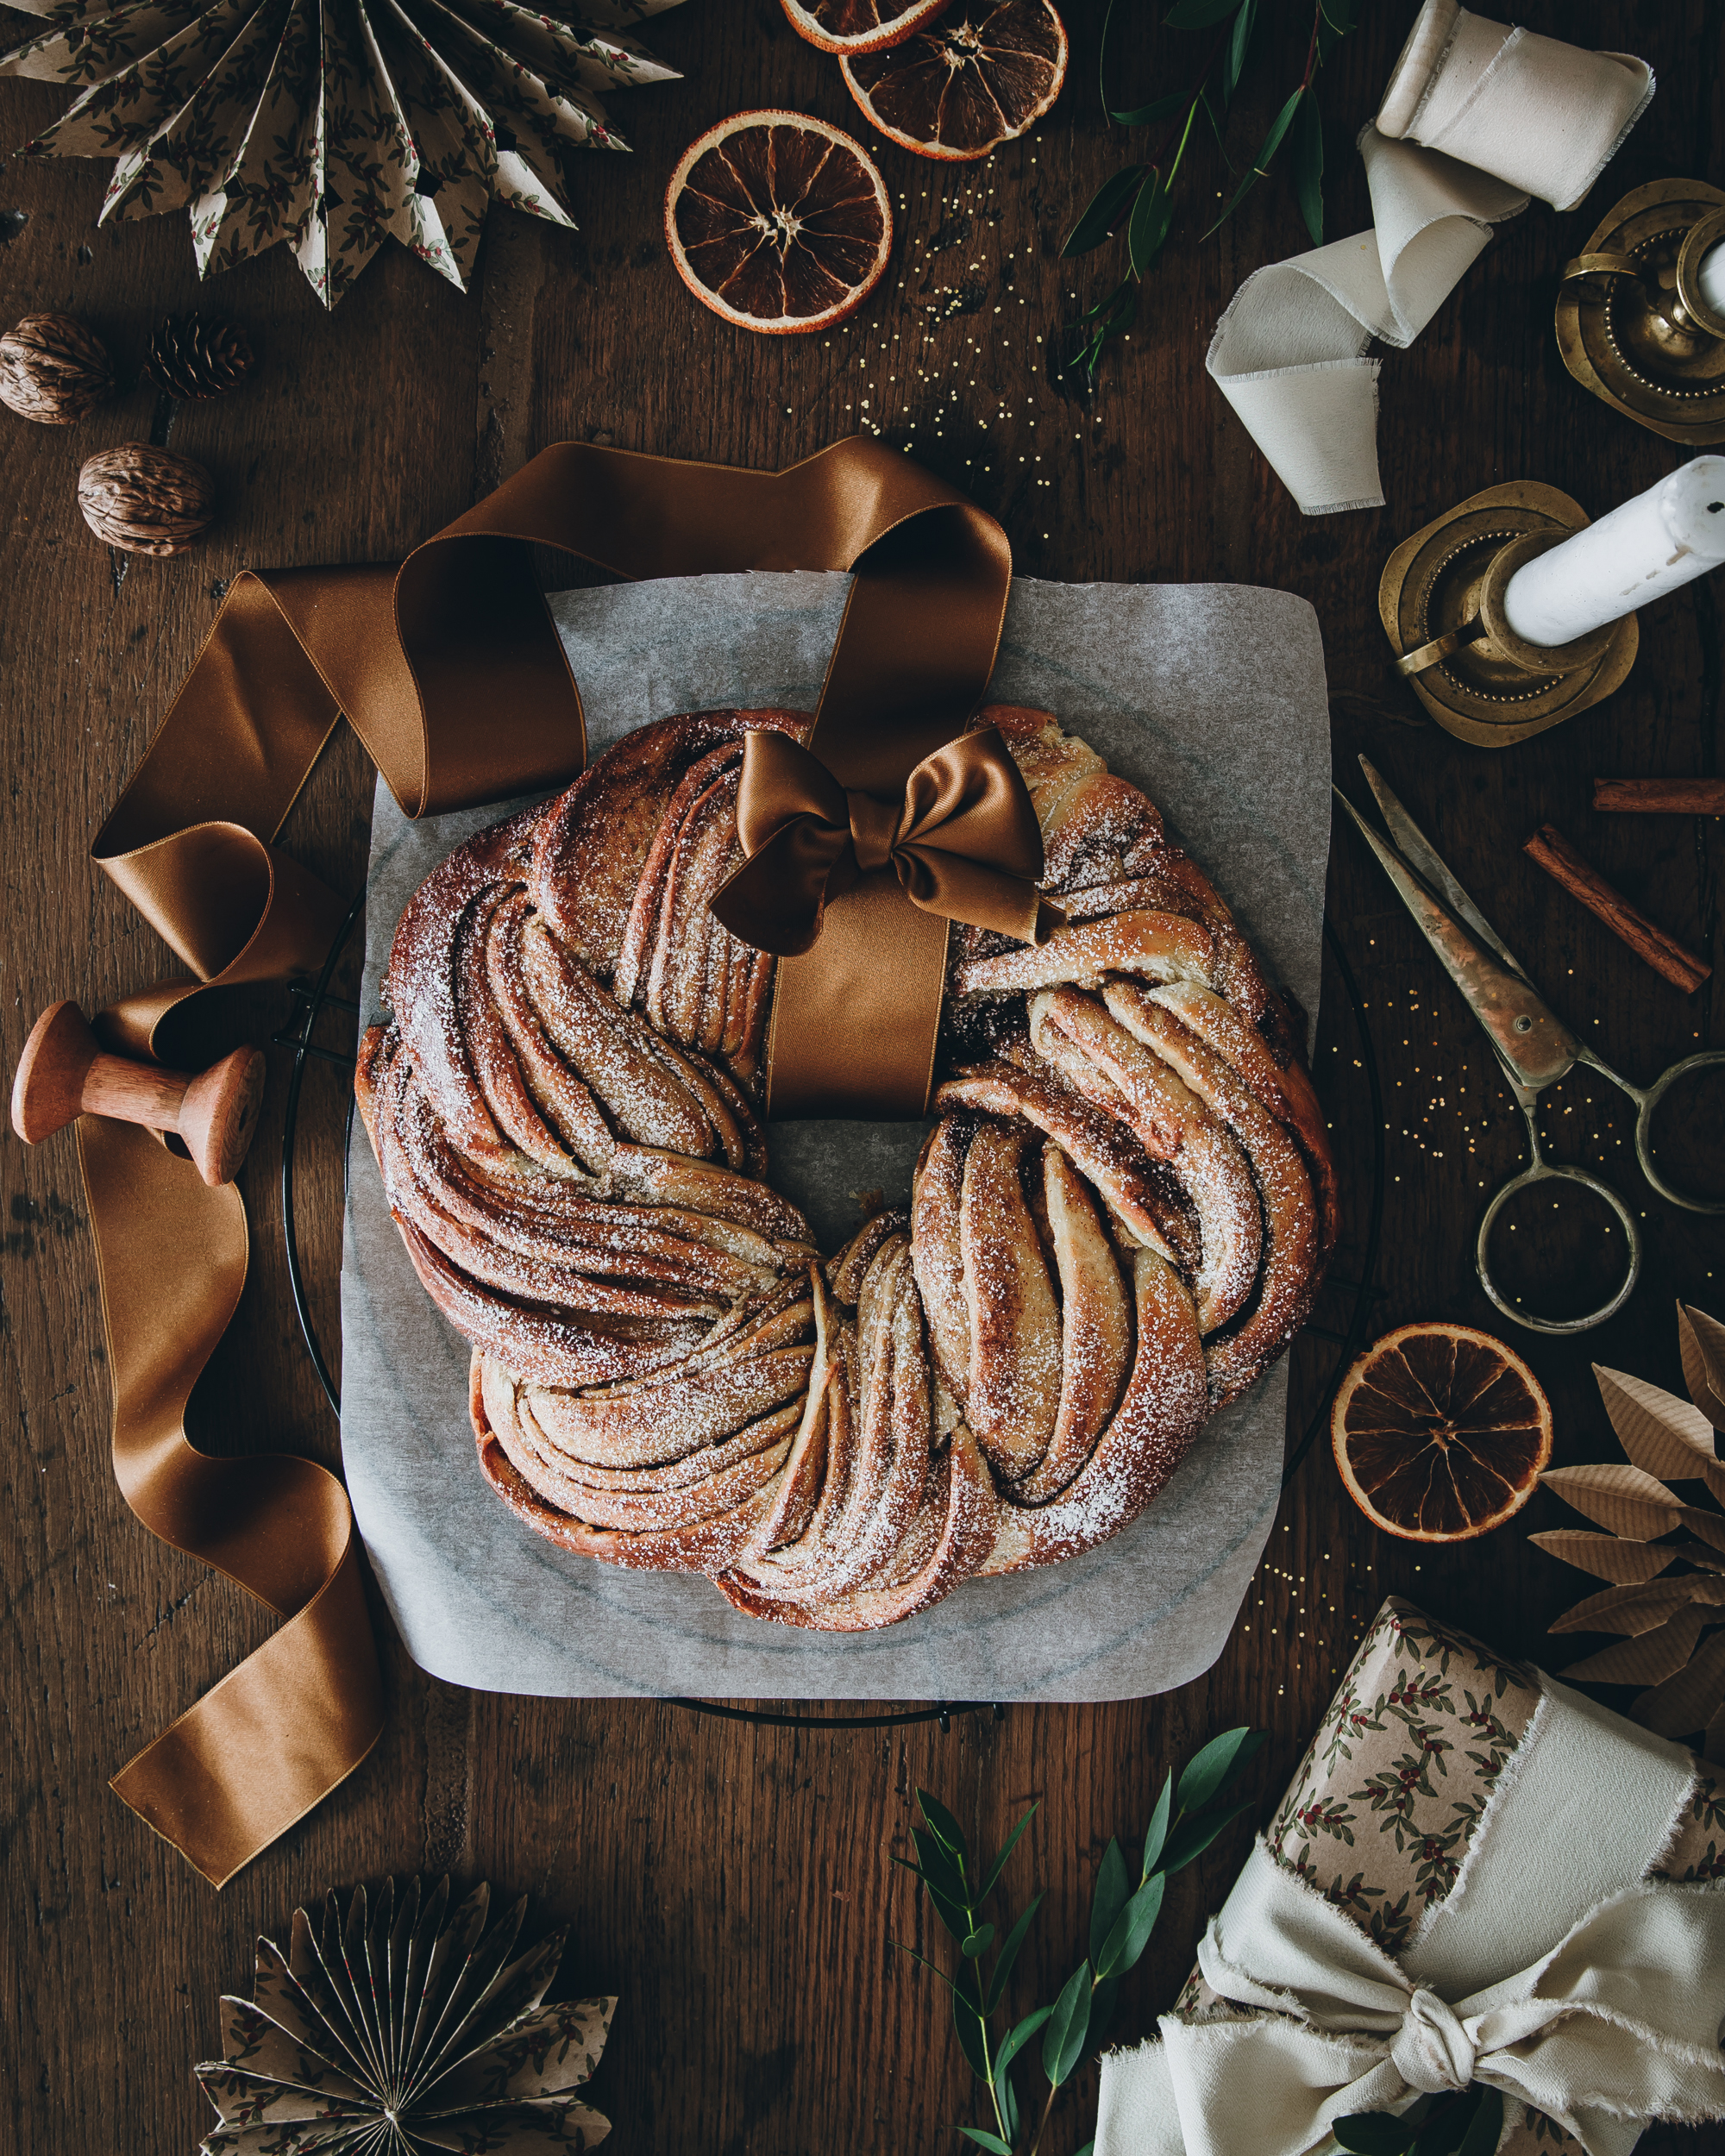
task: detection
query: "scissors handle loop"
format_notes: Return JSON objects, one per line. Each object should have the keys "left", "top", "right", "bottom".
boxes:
{"left": 1476, "top": 1161, "right": 1642, "bottom": 1338}
{"left": 1624, "top": 1050, "right": 1725, "bottom": 1216}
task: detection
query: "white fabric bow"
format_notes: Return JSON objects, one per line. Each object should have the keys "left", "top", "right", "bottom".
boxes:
{"left": 1127, "top": 1840, "right": 1725, "bottom": 2156}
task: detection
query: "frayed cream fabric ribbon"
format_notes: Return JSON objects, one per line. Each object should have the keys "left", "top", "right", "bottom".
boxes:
{"left": 1096, "top": 1676, "right": 1725, "bottom": 2156}
{"left": 1127, "top": 1843, "right": 1725, "bottom": 2156}
{"left": 1207, "top": 0, "right": 1653, "bottom": 515}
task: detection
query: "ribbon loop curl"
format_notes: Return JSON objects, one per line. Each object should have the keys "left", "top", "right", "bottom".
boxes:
{"left": 1390, "top": 1990, "right": 1476, "bottom": 2096}
{"left": 712, "top": 724, "right": 1053, "bottom": 958}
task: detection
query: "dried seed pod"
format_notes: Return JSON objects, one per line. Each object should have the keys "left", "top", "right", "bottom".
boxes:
{"left": 78, "top": 443, "right": 215, "bottom": 556}
{"left": 0, "top": 311, "right": 116, "bottom": 424}
{"left": 146, "top": 313, "right": 254, "bottom": 400}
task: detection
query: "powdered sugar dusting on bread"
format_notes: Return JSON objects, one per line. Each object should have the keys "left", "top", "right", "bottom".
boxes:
{"left": 364, "top": 705, "right": 1333, "bottom": 1625}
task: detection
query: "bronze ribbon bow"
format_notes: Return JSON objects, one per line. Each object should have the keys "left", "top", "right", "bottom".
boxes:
{"left": 713, "top": 724, "right": 1052, "bottom": 956}
{"left": 74, "top": 437, "right": 1011, "bottom": 1883}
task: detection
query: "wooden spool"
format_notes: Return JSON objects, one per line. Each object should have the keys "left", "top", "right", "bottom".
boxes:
{"left": 10, "top": 1001, "right": 265, "bottom": 1187}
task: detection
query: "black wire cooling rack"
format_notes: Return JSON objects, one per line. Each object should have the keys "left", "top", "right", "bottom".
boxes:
{"left": 273, "top": 901, "right": 1385, "bottom": 1733}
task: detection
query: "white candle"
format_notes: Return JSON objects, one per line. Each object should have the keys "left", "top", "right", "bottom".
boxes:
{"left": 1698, "top": 240, "right": 1725, "bottom": 320}
{"left": 1502, "top": 456, "right": 1725, "bottom": 648}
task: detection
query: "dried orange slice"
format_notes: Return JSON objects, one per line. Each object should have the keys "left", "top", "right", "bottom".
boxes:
{"left": 664, "top": 112, "right": 894, "bottom": 335}
{"left": 841, "top": 0, "right": 1068, "bottom": 162}
{"left": 781, "top": 0, "right": 951, "bottom": 55}
{"left": 1331, "top": 1321, "right": 1553, "bottom": 1543}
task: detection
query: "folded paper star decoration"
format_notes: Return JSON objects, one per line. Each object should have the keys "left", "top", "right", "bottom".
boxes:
{"left": 1, "top": 0, "right": 683, "bottom": 305}
{"left": 196, "top": 1875, "right": 616, "bottom": 2153}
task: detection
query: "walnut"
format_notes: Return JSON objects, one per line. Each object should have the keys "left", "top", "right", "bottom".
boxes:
{"left": 77, "top": 444, "right": 215, "bottom": 556}
{"left": 0, "top": 311, "right": 116, "bottom": 424}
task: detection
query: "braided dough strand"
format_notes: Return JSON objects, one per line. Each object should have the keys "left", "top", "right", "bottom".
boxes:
{"left": 365, "top": 705, "right": 1333, "bottom": 1624}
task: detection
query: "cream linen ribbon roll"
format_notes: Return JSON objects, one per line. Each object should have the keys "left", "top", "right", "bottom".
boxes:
{"left": 1095, "top": 1679, "right": 1725, "bottom": 2156}
{"left": 1207, "top": 0, "right": 1653, "bottom": 516}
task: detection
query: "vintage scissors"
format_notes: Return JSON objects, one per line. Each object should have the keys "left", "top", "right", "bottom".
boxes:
{"left": 1336, "top": 755, "right": 1725, "bottom": 1336}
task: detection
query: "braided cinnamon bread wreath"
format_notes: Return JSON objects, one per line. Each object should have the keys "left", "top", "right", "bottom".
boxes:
{"left": 356, "top": 705, "right": 1336, "bottom": 1630}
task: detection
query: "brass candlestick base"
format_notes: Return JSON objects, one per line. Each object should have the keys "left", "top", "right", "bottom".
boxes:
{"left": 1556, "top": 178, "right": 1725, "bottom": 446}
{"left": 1378, "top": 482, "right": 1638, "bottom": 748}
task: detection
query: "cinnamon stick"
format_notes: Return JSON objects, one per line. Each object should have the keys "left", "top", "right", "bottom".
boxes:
{"left": 1593, "top": 777, "right": 1725, "bottom": 816}
{"left": 1522, "top": 825, "right": 1712, "bottom": 994}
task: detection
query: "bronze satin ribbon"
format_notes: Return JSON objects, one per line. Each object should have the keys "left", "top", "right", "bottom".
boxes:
{"left": 712, "top": 724, "right": 1050, "bottom": 958}
{"left": 76, "top": 438, "right": 1010, "bottom": 1882}
{"left": 95, "top": 436, "right": 1012, "bottom": 1110}
{"left": 77, "top": 1112, "right": 383, "bottom": 1887}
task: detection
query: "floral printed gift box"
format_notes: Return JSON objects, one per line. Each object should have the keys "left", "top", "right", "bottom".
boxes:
{"left": 1161, "top": 1600, "right": 1725, "bottom": 2156}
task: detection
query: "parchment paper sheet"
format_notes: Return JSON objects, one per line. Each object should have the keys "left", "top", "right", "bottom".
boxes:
{"left": 339, "top": 572, "right": 1331, "bottom": 1700}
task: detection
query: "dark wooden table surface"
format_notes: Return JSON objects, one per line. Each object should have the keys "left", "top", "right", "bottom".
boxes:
{"left": 3, "top": 1, "right": 1722, "bottom": 2150}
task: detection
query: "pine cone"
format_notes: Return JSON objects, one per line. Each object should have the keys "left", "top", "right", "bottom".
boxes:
{"left": 78, "top": 444, "right": 215, "bottom": 556}
{"left": 146, "top": 314, "right": 254, "bottom": 400}
{"left": 0, "top": 312, "right": 115, "bottom": 424}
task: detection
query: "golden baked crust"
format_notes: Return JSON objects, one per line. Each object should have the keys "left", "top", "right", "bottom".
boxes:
{"left": 358, "top": 704, "right": 1335, "bottom": 1627}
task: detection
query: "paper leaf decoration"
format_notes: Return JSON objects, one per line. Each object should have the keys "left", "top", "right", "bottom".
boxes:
{"left": 1681, "top": 1305, "right": 1725, "bottom": 1429}
{"left": 0, "top": 0, "right": 683, "bottom": 308}
{"left": 1527, "top": 1529, "right": 1678, "bottom": 1585}
{"left": 1538, "top": 1305, "right": 1725, "bottom": 1758}
{"left": 1593, "top": 1363, "right": 1725, "bottom": 1505}
{"left": 1546, "top": 1576, "right": 1725, "bottom": 1637}
{"left": 1553, "top": 1602, "right": 1707, "bottom": 1689}
{"left": 1637, "top": 1627, "right": 1725, "bottom": 1744}
{"left": 196, "top": 1873, "right": 616, "bottom": 2154}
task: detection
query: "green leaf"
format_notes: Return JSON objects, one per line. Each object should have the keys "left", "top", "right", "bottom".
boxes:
{"left": 1140, "top": 1773, "right": 1175, "bottom": 1877}
{"left": 1204, "top": 86, "right": 1303, "bottom": 235}
{"left": 1041, "top": 1963, "right": 1093, "bottom": 2088}
{"left": 888, "top": 1940, "right": 958, "bottom": 1996}
{"left": 962, "top": 1926, "right": 996, "bottom": 1958}
{"left": 1108, "top": 89, "right": 1191, "bottom": 128}
{"left": 1087, "top": 1973, "right": 1120, "bottom": 2056}
{"left": 957, "top": 2131, "right": 1012, "bottom": 2155}
{"left": 1222, "top": 0, "right": 1258, "bottom": 103}
{"left": 1161, "top": 1793, "right": 1258, "bottom": 1874}
{"left": 922, "top": 1882, "right": 973, "bottom": 1946}
{"left": 994, "top": 2003, "right": 1055, "bottom": 2078}
{"left": 923, "top": 1871, "right": 979, "bottom": 1940}
{"left": 1086, "top": 279, "right": 1138, "bottom": 327}
{"left": 951, "top": 1971, "right": 990, "bottom": 2082}
{"left": 1066, "top": 278, "right": 1138, "bottom": 385}
{"left": 914, "top": 1826, "right": 969, "bottom": 1907}
{"left": 1455, "top": 2089, "right": 1503, "bottom": 2156}
{"left": 1126, "top": 172, "right": 1174, "bottom": 280}
{"left": 1073, "top": 2145, "right": 1095, "bottom": 2156}
{"left": 1176, "top": 1727, "right": 1267, "bottom": 1812}
{"left": 917, "top": 1789, "right": 971, "bottom": 1865}
{"left": 1292, "top": 85, "right": 1324, "bottom": 245}
{"left": 1095, "top": 1870, "right": 1166, "bottom": 1978}
{"left": 1000, "top": 2071, "right": 1019, "bottom": 2142}
{"left": 1414, "top": 2084, "right": 1478, "bottom": 2156}
{"left": 1333, "top": 2115, "right": 1417, "bottom": 2156}
{"left": 1062, "top": 166, "right": 1149, "bottom": 257}
{"left": 1163, "top": 0, "right": 1244, "bottom": 23}
{"left": 1088, "top": 1839, "right": 1132, "bottom": 1965}
{"left": 1319, "top": 0, "right": 1359, "bottom": 37}
{"left": 985, "top": 1893, "right": 1044, "bottom": 2013}
{"left": 979, "top": 1802, "right": 1040, "bottom": 1899}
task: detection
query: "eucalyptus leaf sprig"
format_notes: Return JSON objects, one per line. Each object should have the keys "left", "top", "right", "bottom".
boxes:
{"left": 890, "top": 1725, "right": 1268, "bottom": 2155}
{"left": 1060, "top": 0, "right": 1364, "bottom": 383}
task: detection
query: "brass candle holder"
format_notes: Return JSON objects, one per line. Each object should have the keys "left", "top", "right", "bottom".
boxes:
{"left": 1378, "top": 481, "right": 1638, "bottom": 748}
{"left": 1555, "top": 178, "right": 1725, "bottom": 446}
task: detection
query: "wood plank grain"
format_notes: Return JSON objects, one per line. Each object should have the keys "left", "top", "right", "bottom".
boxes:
{"left": 1, "top": 3, "right": 1721, "bottom": 2153}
